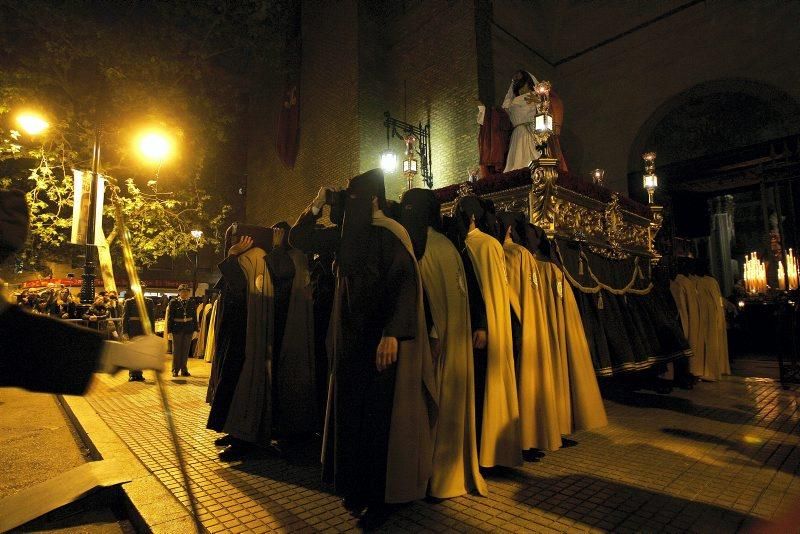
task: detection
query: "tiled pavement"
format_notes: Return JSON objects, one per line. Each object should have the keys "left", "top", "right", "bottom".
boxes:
{"left": 82, "top": 358, "right": 800, "bottom": 533}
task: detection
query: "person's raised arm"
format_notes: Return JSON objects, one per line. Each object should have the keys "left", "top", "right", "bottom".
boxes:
{"left": 289, "top": 187, "right": 340, "bottom": 255}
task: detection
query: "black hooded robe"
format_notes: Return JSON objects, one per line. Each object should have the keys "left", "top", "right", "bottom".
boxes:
{"left": 206, "top": 254, "right": 249, "bottom": 430}
{"left": 290, "top": 207, "right": 418, "bottom": 504}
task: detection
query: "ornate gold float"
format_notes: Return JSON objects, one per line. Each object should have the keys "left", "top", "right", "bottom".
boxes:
{"left": 441, "top": 170, "right": 662, "bottom": 261}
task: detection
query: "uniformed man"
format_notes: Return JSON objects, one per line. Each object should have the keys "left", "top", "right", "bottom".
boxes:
{"left": 167, "top": 284, "right": 198, "bottom": 377}
{"left": 122, "top": 289, "right": 157, "bottom": 382}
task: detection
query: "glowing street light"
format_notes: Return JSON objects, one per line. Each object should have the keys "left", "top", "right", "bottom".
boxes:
{"left": 17, "top": 113, "right": 49, "bottom": 135}
{"left": 138, "top": 131, "right": 172, "bottom": 162}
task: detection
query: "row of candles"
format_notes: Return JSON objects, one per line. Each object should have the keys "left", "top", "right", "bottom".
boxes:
{"left": 744, "top": 249, "right": 799, "bottom": 294}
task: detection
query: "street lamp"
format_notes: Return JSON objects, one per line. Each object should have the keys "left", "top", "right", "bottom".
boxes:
{"left": 381, "top": 111, "right": 433, "bottom": 189}
{"left": 191, "top": 229, "right": 203, "bottom": 296}
{"left": 16, "top": 113, "right": 50, "bottom": 136}
{"left": 138, "top": 131, "right": 172, "bottom": 163}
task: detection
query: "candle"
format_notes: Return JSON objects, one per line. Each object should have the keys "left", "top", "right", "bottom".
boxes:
{"left": 787, "top": 249, "right": 799, "bottom": 290}
{"left": 744, "top": 252, "right": 767, "bottom": 294}
{"left": 778, "top": 261, "right": 786, "bottom": 290}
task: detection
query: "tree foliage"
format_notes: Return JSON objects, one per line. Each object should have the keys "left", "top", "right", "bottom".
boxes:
{"left": 0, "top": 0, "right": 289, "bottom": 273}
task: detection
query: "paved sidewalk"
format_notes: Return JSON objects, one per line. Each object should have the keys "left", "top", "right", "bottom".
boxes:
{"left": 0, "top": 388, "right": 131, "bottom": 533}
{"left": 80, "top": 358, "right": 800, "bottom": 533}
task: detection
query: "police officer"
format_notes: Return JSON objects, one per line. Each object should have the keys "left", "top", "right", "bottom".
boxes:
{"left": 122, "top": 288, "right": 157, "bottom": 382}
{"left": 168, "top": 284, "right": 198, "bottom": 377}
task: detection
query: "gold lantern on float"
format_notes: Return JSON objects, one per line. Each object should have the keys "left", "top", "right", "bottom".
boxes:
{"left": 642, "top": 152, "right": 658, "bottom": 204}
{"left": 533, "top": 81, "right": 553, "bottom": 147}
{"left": 592, "top": 168, "right": 605, "bottom": 186}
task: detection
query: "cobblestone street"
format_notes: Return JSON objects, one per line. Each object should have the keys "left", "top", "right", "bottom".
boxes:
{"left": 81, "top": 359, "right": 800, "bottom": 533}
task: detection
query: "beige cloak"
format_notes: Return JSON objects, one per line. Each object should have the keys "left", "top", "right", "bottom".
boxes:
{"left": 372, "top": 212, "right": 438, "bottom": 503}
{"left": 464, "top": 228, "right": 522, "bottom": 468}
{"left": 670, "top": 274, "right": 704, "bottom": 375}
{"left": 204, "top": 298, "right": 218, "bottom": 363}
{"left": 223, "top": 246, "right": 275, "bottom": 444}
{"left": 538, "top": 260, "right": 608, "bottom": 434}
{"left": 420, "top": 228, "right": 487, "bottom": 498}
{"left": 694, "top": 275, "right": 730, "bottom": 380}
{"left": 504, "top": 239, "right": 562, "bottom": 451}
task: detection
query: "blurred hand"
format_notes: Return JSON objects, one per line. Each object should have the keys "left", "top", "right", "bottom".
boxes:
{"left": 312, "top": 187, "right": 332, "bottom": 211}
{"left": 376, "top": 336, "right": 398, "bottom": 372}
{"left": 472, "top": 329, "right": 487, "bottom": 350}
{"left": 103, "top": 334, "right": 165, "bottom": 373}
{"left": 228, "top": 235, "right": 253, "bottom": 256}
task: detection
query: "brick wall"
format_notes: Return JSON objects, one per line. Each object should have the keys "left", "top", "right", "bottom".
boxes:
{"left": 246, "top": 1, "right": 800, "bottom": 215}
{"left": 246, "top": 0, "right": 481, "bottom": 219}
{"left": 245, "top": 0, "right": 360, "bottom": 227}
{"left": 366, "top": 0, "right": 481, "bottom": 200}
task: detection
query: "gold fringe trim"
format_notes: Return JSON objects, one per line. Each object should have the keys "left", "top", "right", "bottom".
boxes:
{"left": 554, "top": 241, "right": 653, "bottom": 296}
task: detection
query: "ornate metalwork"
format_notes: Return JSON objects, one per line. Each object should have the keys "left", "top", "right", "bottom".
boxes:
{"left": 456, "top": 182, "right": 474, "bottom": 199}
{"left": 438, "top": 164, "right": 659, "bottom": 260}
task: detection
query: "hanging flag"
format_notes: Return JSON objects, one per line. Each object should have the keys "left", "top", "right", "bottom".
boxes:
{"left": 71, "top": 169, "right": 105, "bottom": 246}
{"left": 276, "top": 2, "right": 301, "bottom": 168}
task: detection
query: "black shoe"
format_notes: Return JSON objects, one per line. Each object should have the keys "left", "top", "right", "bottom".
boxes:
{"left": 357, "top": 503, "right": 396, "bottom": 530}
{"left": 214, "top": 435, "right": 234, "bottom": 447}
{"left": 181, "top": 369, "right": 191, "bottom": 377}
{"left": 128, "top": 373, "right": 145, "bottom": 382}
{"left": 561, "top": 437, "right": 579, "bottom": 448}
{"left": 218, "top": 442, "right": 254, "bottom": 462}
{"left": 523, "top": 449, "right": 545, "bottom": 462}
{"left": 171, "top": 370, "right": 179, "bottom": 377}
{"left": 342, "top": 496, "right": 368, "bottom": 517}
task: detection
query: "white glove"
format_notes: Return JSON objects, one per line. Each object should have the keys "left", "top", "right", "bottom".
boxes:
{"left": 100, "top": 335, "right": 165, "bottom": 373}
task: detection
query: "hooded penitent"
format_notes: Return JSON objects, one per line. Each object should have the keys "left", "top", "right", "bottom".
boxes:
{"left": 498, "top": 211, "right": 562, "bottom": 451}
{"left": 515, "top": 218, "right": 607, "bottom": 434}
{"left": 269, "top": 220, "right": 316, "bottom": 436}
{"left": 0, "top": 190, "right": 29, "bottom": 262}
{"left": 338, "top": 168, "right": 385, "bottom": 277}
{"left": 320, "top": 169, "right": 436, "bottom": 505}
{"left": 207, "top": 224, "right": 277, "bottom": 445}
{"left": 399, "top": 188, "right": 441, "bottom": 260}
{"left": 453, "top": 195, "right": 522, "bottom": 468}
{"left": 401, "top": 188, "right": 486, "bottom": 497}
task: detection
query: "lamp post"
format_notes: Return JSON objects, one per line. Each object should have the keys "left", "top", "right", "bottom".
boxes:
{"left": 642, "top": 151, "right": 659, "bottom": 204}
{"left": 190, "top": 229, "right": 203, "bottom": 296}
{"left": 380, "top": 111, "right": 433, "bottom": 189}
{"left": 641, "top": 151, "right": 664, "bottom": 261}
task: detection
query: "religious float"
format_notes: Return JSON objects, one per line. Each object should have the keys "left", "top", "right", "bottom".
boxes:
{"left": 432, "top": 81, "right": 691, "bottom": 378}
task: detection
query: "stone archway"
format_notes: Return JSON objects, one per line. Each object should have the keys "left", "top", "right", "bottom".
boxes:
{"left": 626, "top": 79, "right": 800, "bottom": 296}
{"left": 627, "top": 78, "right": 800, "bottom": 180}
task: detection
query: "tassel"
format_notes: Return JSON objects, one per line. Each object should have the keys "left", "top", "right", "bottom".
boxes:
{"left": 597, "top": 292, "right": 604, "bottom": 309}
{"left": 579, "top": 257, "right": 584, "bottom": 276}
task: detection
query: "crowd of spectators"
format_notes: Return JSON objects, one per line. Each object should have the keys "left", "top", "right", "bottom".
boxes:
{"left": 15, "top": 287, "right": 122, "bottom": 339}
